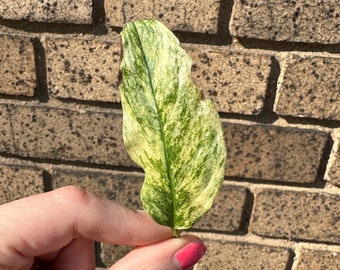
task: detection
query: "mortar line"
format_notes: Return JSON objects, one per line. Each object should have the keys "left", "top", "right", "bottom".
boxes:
{"left": 190, "top": 231, "right": 340, "bottom": 251}
{"left": 5, "top": 104, "right": 18, "bottom": 154}
{"left": 223, "top": 179, "right": 340, "bottom": 195}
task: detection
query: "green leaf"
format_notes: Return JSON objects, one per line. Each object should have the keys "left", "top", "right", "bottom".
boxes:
{"left": 119, "top": 19, "right": 226, "bottom": 236}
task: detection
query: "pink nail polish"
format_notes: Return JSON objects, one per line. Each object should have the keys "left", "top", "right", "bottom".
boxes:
{"left": 174, "top": 242, "right": 207, "bottom": 270}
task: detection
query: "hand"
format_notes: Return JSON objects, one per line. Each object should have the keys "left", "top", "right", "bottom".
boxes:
{"left": 0, "top": 186, "right": 206, "bottom": 270}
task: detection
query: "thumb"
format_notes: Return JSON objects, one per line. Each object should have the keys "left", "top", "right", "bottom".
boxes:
{"left": 110, "top": 234, "right": 206, "bottom": 270}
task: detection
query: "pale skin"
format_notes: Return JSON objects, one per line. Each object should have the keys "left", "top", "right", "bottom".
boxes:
{"left": 0, "top": 186, "right": 205, "bottom": 270}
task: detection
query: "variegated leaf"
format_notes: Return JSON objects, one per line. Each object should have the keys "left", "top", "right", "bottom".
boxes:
{"left": 119, "top": 19, "right": 226, "bottom": 236}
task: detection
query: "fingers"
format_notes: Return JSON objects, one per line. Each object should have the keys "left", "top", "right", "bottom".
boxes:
{"left": 111, "top": 235, "right": 206, "bottom": 270}
{"left": 0, "top": 186, "right": 171, "bottom": 264}
{"left": 52, "top": 238, "right": 95, "bottom": 270}
{"left": 33, "top": 238, "right": 95, "bottom": 270}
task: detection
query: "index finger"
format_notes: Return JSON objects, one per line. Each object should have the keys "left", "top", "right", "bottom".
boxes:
{"left": 0, "top": 186, "right": 172, "bottom": 258}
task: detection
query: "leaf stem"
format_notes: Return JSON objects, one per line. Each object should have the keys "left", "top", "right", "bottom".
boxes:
{"left": 172, "top": 228, "right": 181, "bottom": 238}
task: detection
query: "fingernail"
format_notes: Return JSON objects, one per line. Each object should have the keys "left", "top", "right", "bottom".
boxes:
{"left": 174, "top": 242, "right": 207, "bottom": 270}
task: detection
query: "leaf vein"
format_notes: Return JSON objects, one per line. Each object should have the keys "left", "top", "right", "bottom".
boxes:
{"left": 131, "top": 21, "right": 177, "bottom": 229}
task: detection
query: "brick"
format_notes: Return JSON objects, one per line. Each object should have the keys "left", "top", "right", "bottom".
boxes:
{"left": 230, "top": 0, "right": 340, "bottom": 44}
{"left": 328, "top": 137, "right": 340, "bottom": 188}
{"left": 196, "top": 239, "right": 291, "bottom": 269}
{"left": 46, "top": 38, "right": 121, "bottom": 103}
{"left": 101, "top": 243, "right": 133, "bottom": 266}
{"left": 295, "top": 248, "right": 340, "bottom": 270}
{"left": 250, "top": 189, "right": 340, "bottom": 243}
{"left": 224, "top": 122, "right": 329, "bottom": 183}
{"left": 0, "top": 104, "right": 15, "bottom": 152}
{"left": 187, "top": 46, "right": 272, "bottom": 115}
{"left": 7, "top": 105, "right": 133, "bottom": 167}
{"left": 105, "top": 0, "right": 220, "bottom": 33}
{"left": 52, "top": 169, "right": 143, "bottom": 209}
{"left": 0, "top": 34, "right": 36, "bottom": 97}
{"left": 192, "top": 185, "right": 247, "bottom": 232}
{"left": 274, "top": 54, "right": 340, "bottom": 121}
{"left": 0, "top": 164, "right": 44, "bottom": 204}
{"left": 0, "top": 0, "right": 92, "bottom": 25}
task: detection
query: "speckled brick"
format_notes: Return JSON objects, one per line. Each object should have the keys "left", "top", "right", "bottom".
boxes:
{"left": 250, "top": 189, "right": 340, "bottom": 243}
{"left": 7, "top": 105, "right": 133, "bottom": 167}
{"left": 0, "top": 164, "right": 44, "bottom": 204}
{"left": 52, "top": 168, "right": 143, "bottom": 209}
{"left": 295, "top": 248, "right": 340, "bottom": 270}
{"left": 101, "top": 243, "right": 133, "bottom": 266}
{"left": 224, "top": 122, "right": 330, "bottom": 183}
{"left": 230, "top": 0, "right": 340, "bottom": 44}
{"left": 192, "top": 185, "right": 248, "bottom": 232}
{"left": 105, "top": 0, "right": 220, "bottom": 33}
{"left": 274, "top": 54, "right": 340, "bottom": 121}
{"left": 196, "top": 239, "right": 291, "bottom": 269}
{"left": 0, "top": 104, "right": 15, "bottom": 152}
{"left": 327, "top": 136, "right": 340, "bottom": 187}
{"left": 46, "top": 38, "right": 121, "bottom": 103}
{"left": 0, "top": 34, "right": 36, "bottom": 97}
{"left": 0, "top": 0, "right": 92, "bottom": 24}
{"left": 186, "top": 45, "right": 272, "bottom": 115}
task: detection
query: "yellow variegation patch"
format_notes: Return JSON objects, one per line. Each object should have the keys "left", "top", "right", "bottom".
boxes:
{"left": 120, "top": 19, "right": 226, "bottom": 237}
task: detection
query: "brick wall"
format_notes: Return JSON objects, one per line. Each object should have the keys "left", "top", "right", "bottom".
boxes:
{"left": 0, "top": 1, "right": 339, "bottom": 269}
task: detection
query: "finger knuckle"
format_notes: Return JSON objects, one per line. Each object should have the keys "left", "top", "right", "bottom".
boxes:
{"left": 55, "top": 185, "right": 92, "bottom": 206}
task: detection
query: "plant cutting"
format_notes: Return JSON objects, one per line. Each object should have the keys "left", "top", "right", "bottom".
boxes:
{"left": 119, "top": 19, "right": 226, "bottom": 237}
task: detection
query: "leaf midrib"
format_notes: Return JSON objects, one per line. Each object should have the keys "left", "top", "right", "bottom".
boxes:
{"left": 132, "top": 22, "right": 176, "bottom": 229}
